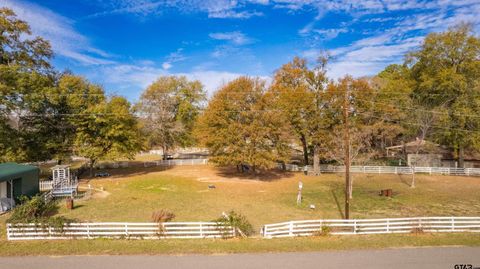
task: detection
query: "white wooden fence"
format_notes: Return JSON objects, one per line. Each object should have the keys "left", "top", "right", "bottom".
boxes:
{"left": 7, "top": 222, "right": 235, "bottom": 240}
{"left": 262, "top": 216, "right": 480, "bottom": 238}
{"left": 39, "top": 181, "right": 53, "bottom": 191}
{"left": 281, "top": 164, "right": 480, "bottom": 177}
{"left": 143, "top": 159, "right": 208, "bottom": 168}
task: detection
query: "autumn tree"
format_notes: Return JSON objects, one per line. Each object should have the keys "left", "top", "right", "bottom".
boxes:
{"left": 269, "top": 56, "right": 329, "bottom": 172}
{"left": 408, "top": 24, "right": 480, "bottom": 167}
{"left": 136, "top": 76, "right": 205, "bottom": 157}
{"left": 196, "top": 77, "right": 291, "bottom": 173}
{"left": 74, "top": 96, "right": 143, "bottom": 176}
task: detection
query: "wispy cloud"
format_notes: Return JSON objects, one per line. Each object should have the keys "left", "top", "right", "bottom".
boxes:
{"left": 209, "top": 31, "right": 254, "bottom": 45}
{"left": 1, "top": 0, "right": 114, "bottom": 65}
{"left": 93, "top": 63, "right": 264, "bottom": 98}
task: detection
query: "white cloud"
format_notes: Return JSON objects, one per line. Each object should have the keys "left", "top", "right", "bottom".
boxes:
{"left": 94, "top": 63, "right": 268, "bottom": 98}
{"left": 162, "top": 62, "right": 172, "bottom": 70}
{"left": 1, "top": 0, "right": 114, "bottom": 65}
{"left": 209, "top": 31, "right": 253, "bottom": 45}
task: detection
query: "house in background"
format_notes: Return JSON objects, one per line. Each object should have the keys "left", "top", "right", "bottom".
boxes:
{"left": 385, "top": 139, "right": 480, "bottom": 168}
{"left": 0, "top": 163, "right": 40, "bottom": 212}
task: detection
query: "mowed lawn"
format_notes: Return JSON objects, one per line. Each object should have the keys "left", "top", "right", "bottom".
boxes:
{"left": 47, "top": 165, "right": 480, "bottom": 231}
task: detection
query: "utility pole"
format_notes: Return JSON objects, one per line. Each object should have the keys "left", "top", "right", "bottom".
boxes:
{"left": 343, "top": 84, "right": 351, "bottom": 220}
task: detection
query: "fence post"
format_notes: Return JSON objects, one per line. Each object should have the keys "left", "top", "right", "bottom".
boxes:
{"left": 467, "top": 168, "right": 470, "bottom": 176}
{"left": 353, "top": 221, "right": 357, "bottom": 234}
{"left": 289, "top": 222, "right": 294, "bottom": 237}
{"left": 125, "top": 224, "right": 128, "bottom": 238}
{"left": 395, "top": 167, "right": 397, "bottom": 174}
{"left": 429, "top": 167, "right": 432, "bottom": 175}
{"left": 87, "top": 223, "right": 90, "bottom": 239}
{"left": 386, "top": 219, "right": 390, "bottom": 233}
{"left": 451, "top": 217, "right": 455, "bottom": 231}
{"left": 6, "top": 224, "right": 10, "bottom": 240}
{"left": 200, "top": 223, "right": 203, "bottom": 238}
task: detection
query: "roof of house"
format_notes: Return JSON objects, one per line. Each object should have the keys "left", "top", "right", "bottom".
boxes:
{"left": 0, "top": 162, "right": 39, "bottom": 182}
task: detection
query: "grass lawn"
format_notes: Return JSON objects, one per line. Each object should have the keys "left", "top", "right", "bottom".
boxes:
{"left": 0, "top": 233, "right": 479, "bottom": 256}
{"left": 1, "top": 164, "right": 479, "bottom": 255}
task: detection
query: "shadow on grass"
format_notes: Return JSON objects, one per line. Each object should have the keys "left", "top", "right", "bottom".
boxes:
{"left": 215, "top": 166, "right": 295, "bottom": 181}
{"left": 331, "top": 189, "right": 345, "bottom": 219}
{"left": 80, "top": 164, "right": 175, "bottom": 181}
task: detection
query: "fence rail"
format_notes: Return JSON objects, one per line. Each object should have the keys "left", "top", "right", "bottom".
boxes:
{"left": 281, "top": 164, "right": 480, "bottom": 177}
{"left": 262, "top": 216, "right": 480, "bottom": 238}
{"left": 7, "top": 222, "right": 235, "bottom": 240}
{"left": 39, "top": 181, "right": 53, "bottom": 191}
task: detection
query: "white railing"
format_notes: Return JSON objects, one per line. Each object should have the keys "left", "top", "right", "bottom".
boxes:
{"left": 262, "top": 216, "right": 480, "bottom": 238}
{"left": 280, "top": 164, "right": 480, "bottom": 177}
{"left": 39, "top": 181, "right": 53, "bottom": 191}
{"left": 7, "top": 222, "right": 235, "bottom": 240}
{"left": 144, "top": 159, "right": 209, "bottom": 167}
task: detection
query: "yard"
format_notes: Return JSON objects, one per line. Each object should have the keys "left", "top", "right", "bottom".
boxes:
{"left": 1, "top": 164, "right": 480, "bottom": 255}
{"left": 44, "top": 165, "right": 480, "bottom": 228}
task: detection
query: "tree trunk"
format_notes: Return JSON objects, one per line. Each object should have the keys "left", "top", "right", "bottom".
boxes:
{"left": 313, "top": 145, "right": 320, "bottom": 176}
{"left": 89, "top": 159, "right": 96, "bottom": 178}
{"left": 349, "top": 176, "right": 353, "bottom": 199}
{"left": 300, "top": 135, "right": 309, "bottom": 165}
{"left": 458, "top": 146, "right": 465, "bottom": 168}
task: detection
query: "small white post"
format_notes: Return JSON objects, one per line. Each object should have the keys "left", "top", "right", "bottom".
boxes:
{"left": 395, "top": 167, "right": 398, "bottom": 174}
{"left": 451, "top": 217, "right": 455, "bottom": 231}
{"left": 6, "top": 224, "right": 10, "bottom": 240}
{"left": 353, "top": 221, "right": 357, "bottom": 234}
{"left": 200, "top": 223, "right": 203, "bottom": 238}
{"left": 289, "top": 222, "right": 294, "bottom": 236}
{"left": 429, "top": 167, "right": 432, "bottom": 175}
{"left": 87, "top": 223, "right": 90, "bottom": 239}
{"left": 125, "top": 224, "right": 128, "bottom": 238}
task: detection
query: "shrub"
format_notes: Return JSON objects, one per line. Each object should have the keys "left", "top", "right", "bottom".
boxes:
{"left": 313, "top": 224, "right": 331, "bottom": 236}
{"left": 7, "top": 195, "right": 57, "bottom": 223}
{"left": 214, "top": 210, "right": 254, "bottom": 237}
{"left": 7, "top": 195, "right": 74, "bottom": 232}
{"left": 151, "top": 210, "right": 175, "bottom": 223}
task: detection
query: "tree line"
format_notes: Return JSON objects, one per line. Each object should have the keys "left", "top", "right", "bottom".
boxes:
{"left": 2, "top": 8, "right": 480, "bottom": 174}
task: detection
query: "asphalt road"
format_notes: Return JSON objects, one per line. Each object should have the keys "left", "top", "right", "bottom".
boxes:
{"left": 1, "top": 247, "right": 479, "bottom": 269}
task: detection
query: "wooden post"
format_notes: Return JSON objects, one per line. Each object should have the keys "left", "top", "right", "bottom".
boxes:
{"left": 343, "top": 83, "right": 351, "bottom": 220}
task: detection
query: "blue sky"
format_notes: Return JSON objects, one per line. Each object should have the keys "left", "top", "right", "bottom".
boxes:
{"left": 2, "top": 0, "right": 480, "bottom": 101}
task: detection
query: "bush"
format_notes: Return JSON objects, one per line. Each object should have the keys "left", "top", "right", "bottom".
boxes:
{"left": 7, "top": 195, "right": 57, "bottom": 223}
{"left": 214, "top": 210, "right": 254, "bottom": 237}
{"left": 313, "top": 224, "right": 331, "bottom": 236}
{"left": 7, "top": 195, "right": 74, "bottom": 232}
{"left": 151, "top": 210, "right": 175, "bottom": 223}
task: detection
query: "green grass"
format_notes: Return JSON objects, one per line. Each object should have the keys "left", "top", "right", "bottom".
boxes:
{"left": 1, "top": 165, "right": 479, "bottom": 255}
{"left": 44, "top": 166, "right": 480, "bottom": 229}
{"left": 0, "top": 233, "right": 479, "bottom": 256}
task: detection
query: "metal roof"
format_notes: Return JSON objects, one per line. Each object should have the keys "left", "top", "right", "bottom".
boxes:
{"left": 0, "top": 162, "right": 39, "bottom": 182}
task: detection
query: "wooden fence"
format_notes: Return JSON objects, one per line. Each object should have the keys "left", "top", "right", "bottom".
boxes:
{"left": 282, "top": 164, "right": 480, "bottom": 177}
{"left": 262, "top": 216, "right": 480, "bottom": 238}
{"left": 39, "top": 181, "right": 53, "bottom": 191}
{"left": 7, "top": 222, "right": 235, "bottom": 240}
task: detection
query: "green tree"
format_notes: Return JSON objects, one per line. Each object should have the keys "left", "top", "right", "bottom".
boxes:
{"left": 0, "top": 8, "right": 54, "bottom": 162}
{"left": 196, "top": 77, "right": 291, "bottom": 173}
{"left": 268, "top": 56, "right": 330, "bottom": 173}
{"left": 408, "top": 24, "right": 480, "bottom": 167}
{"left": 136, "top": 76, "right": 205, "bottom": 157}
{"left": 74, "top": 96, "right": 143, "bottom": 176}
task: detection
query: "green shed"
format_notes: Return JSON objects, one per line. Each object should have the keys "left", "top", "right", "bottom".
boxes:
{"left": 0, "top": 163, "right": 40, "bottom": 202}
